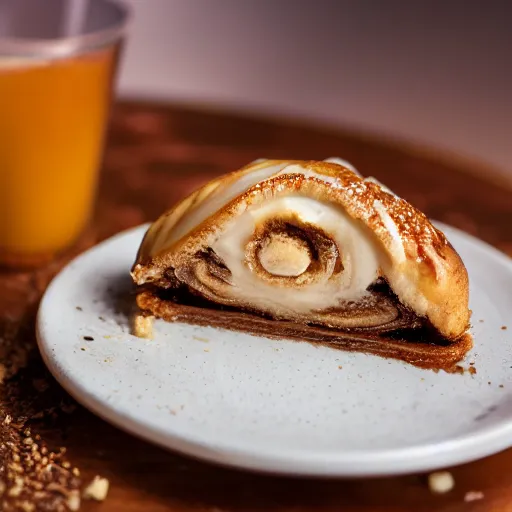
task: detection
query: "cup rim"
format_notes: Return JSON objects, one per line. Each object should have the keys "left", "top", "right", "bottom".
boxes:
{"left": 0, "top": 0, "right": 131, "bottom": 59}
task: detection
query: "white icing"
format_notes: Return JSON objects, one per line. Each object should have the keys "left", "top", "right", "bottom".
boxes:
{"left": 373, "top": 199, "right": 406, "bottom": 263}
{"left": 323, "top": 157, "right": 361, "bottom": 176}
{"left": 151, "top": 159, "right": 368, "bottom": 254}
{"left": 160, "top": 161, "right": 289, "bottom": 249}
{"left": 277, "top": 163, "right": 343, "bottom": 186}
{"left": 212, "top": 196, "right": 379, "bottom": 314}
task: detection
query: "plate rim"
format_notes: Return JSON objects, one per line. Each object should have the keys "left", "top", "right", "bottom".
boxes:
{"left": 36, "top": 222, "right": 512, "bottom": 477}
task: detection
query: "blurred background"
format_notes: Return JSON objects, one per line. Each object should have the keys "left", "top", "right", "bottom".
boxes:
{"left": 118, "top": 0, "right": 512, "bottom": 177}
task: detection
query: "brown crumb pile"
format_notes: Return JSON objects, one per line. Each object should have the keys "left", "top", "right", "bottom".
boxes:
{"left": 0, "top": 260, "right": 94, "bottom": 512}
{"left": 0, "top": 230, "right": 116, "bottom": 511}
{"left": 0, "top": 423, "right": 81, "bottom": 511}
{"left": 0, "top": 310, "right": 85, "bottom": 511}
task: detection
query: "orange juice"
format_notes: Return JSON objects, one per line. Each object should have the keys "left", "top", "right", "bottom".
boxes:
{"left": 0, "top": 45, "right": 117, "bottom": 266}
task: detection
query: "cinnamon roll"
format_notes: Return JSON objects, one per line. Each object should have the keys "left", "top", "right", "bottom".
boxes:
{"left": 131, "top": 159, "right": 472, "bottom": 370}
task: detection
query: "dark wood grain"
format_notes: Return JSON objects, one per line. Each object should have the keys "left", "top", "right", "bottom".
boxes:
{"left": 1, "top": 101, "right": 512, "bottom": 511}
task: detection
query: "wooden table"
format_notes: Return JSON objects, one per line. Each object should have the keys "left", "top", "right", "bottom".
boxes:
{"left": 1, "top": 101, "right": 512, "bottom": 511}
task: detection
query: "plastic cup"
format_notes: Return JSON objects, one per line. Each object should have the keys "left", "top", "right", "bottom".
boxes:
{"left": 0, "top": 0, "right": 130, "bottom": 268}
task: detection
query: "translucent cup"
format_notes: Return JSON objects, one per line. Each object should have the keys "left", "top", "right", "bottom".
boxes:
{"left": 0, "top": 0, "right": 130, "bottom": 268}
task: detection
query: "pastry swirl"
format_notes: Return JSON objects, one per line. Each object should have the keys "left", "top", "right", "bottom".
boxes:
{"left": 132, "top": 158, "right": 471, "bottom": 368}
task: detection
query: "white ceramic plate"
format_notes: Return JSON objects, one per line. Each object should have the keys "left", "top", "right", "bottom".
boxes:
{"left": 37, "top": 223, "right": 512, "bottom": 477}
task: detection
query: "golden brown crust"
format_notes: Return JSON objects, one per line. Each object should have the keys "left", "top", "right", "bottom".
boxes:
{"left": 131, "top": 159, "right": 470, "bottom": 340}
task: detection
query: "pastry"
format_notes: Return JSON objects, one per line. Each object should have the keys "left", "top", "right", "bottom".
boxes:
{"left": 131, "top": 158, "right": 472, "bottom": 370}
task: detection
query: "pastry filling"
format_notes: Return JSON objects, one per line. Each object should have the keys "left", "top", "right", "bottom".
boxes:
{"left": 139, "top": 241, "right": 448, "bottom": 346}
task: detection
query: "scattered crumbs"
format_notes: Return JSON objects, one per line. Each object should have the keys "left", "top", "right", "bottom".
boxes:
{"left": 448, "top": 364, "right": 477, "bottom": 375}
{"left": 193, "top": 335, "right": 209, "bottom": 343}
{"left": 338, "top": 365, "right": 342, "bottom": 370}
{"left": 499, "top": 384, "right": 504, "bottom": 388}
{"left": 132, "top": 314, "right": 154, "bottom": 340}
{"left": 428, "top": 471, "right": 454, "bottom": 494}
{"left": 80, "top": 347, "right": 86, "bottom": 351}
{"left": 83, "top": 336, "right": 94, "bottom": 341}
{"left": 0, "top": 426, "right": 81, "bottom": 510}
{"left": 75, "top": 306, "right": 82, "bottom": 311}
{"left": 502, "top": 326, "right": 508, "bottom": 330}
{"left": 83, "top": 475, "right": 110, "bottom": 502}
{"left": 464, "top": 491, "right": 484, "bottom": 502}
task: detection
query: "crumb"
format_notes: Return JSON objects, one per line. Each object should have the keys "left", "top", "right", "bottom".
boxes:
{"left": 67, "top": 490, "right": 81, "bottom": 510}
{"left": 470, "top": 362, "right": 475, "bottom": 365}
{"left": 203, "top": 348, "right": 209, "bottom": 352}
{"left": 421, "top": 378, "right": 425, "bottom": 381}
{"left": 479, "top": 319, "right": 484, "bottom": 323}
{"left": 193, "top": 335, "right": 209, "bottom": 342}
{"left": 464, "top": 491, "right": 484, "bottom": 502}
{"left": 80, "top": 347, "right": 86, "bottom": 351}
{"left": 338, "top": 365, "right": 342, "bottom": 369}
{"left": 75, "top": 306, "right": 82, "bottom": 311}
{"left": 20, "top": 502, "right": 36, "bottom": 512}
{"left": 428, "top": 471, "right": 454, "bottom": 494}
{"left": 169, "top": 410, "right": 177, "bottom": 415}
{"left": 99, "top": 316, "right": 106, "bottom": 322}
{"left": 83, "top": 336, "right": 94, "bottom": 341}
{"left": 499, "top": 384, "right": 504, "bottom": 388}
{"left": 469, "top": 367, "right": 477, "bottom": 375}
{"left": 501, "top": 326, "right": 507, "bottom": 330}
{"left": 488, "top": 381, "right": 491, "bottom": 385}
{"left": 83, "top": 476, "right": 109, "bottom": 501}
{"left": 132, "top": 314, "right": 154, "bottom": 339}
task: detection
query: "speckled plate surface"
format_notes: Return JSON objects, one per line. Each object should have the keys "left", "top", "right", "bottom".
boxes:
{"left": 36, "top": 223, "right": 512, "bottom": 477}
